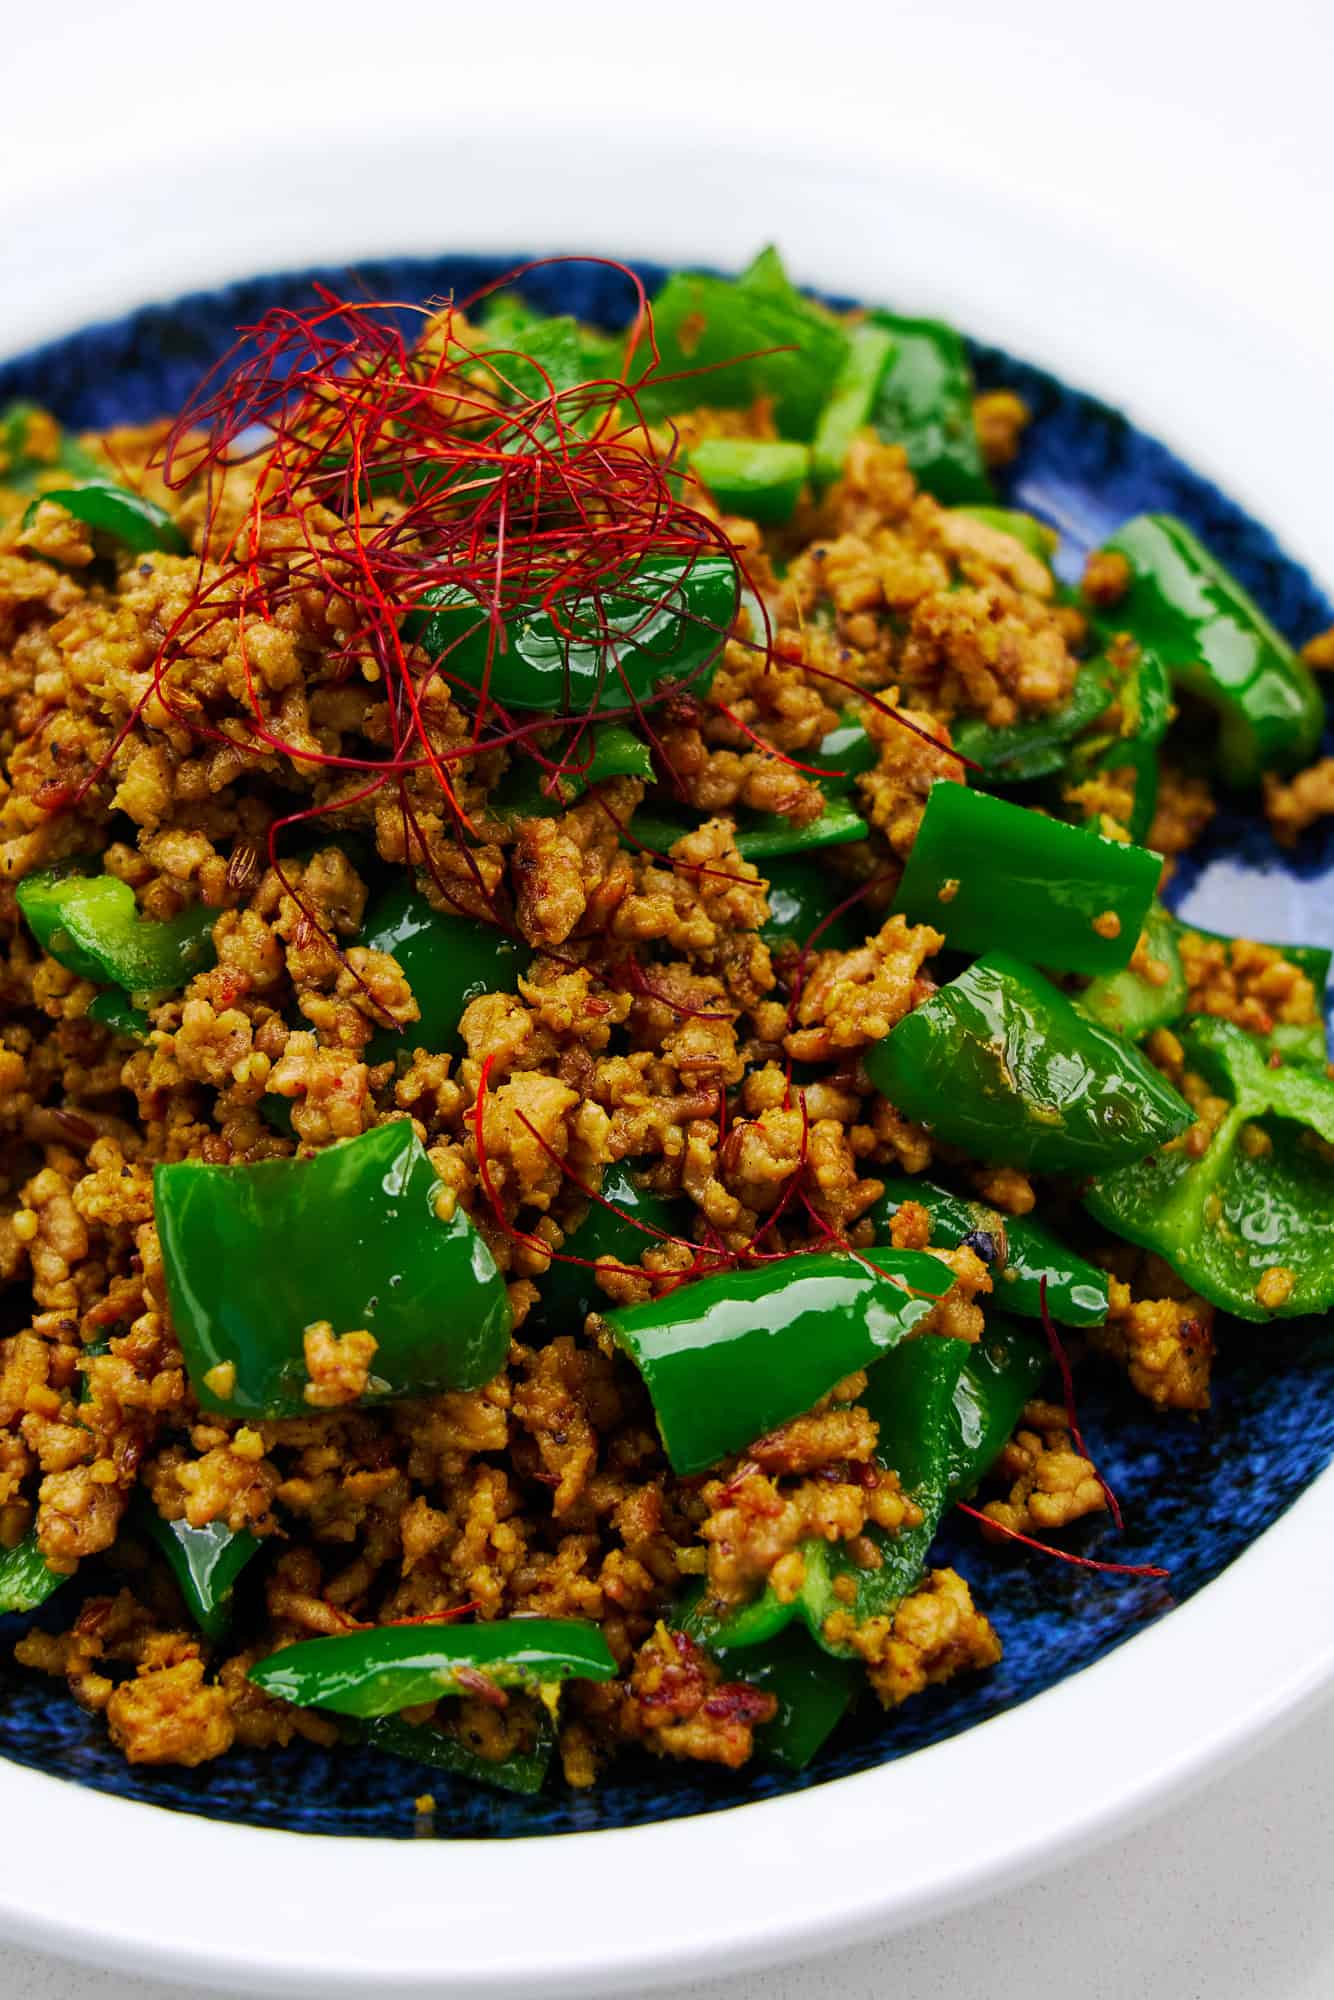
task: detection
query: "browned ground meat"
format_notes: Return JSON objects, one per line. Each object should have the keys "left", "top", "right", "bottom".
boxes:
{"left": 0, "top": 320, "right": 1269, "bottom": 1787}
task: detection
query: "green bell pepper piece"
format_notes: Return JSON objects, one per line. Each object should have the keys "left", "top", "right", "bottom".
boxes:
{"left": 407, "top": 551, "right": 738, "bottom": 715}
{"left": 866, "top": 310, "right": 992, "bottom": 503}
{"left": 1, "top": 402, "right": 102, "bottom": 491}
{"left": 86, "top": 989, "right": 152, "bottom": 1040}
{"left": 867, "top": 951, "right": 1193, "bottom": 1173}
{"left": 1098, "top": 515, "right": 1323, "bottom": 786}
{"left": 811, "top": 323, "right": 898, "bottom": 486}
{"left": 689, "top": 439, "right": 810, "bottom": 524}
{"left": 0, "top": 1531, "right": 67, "bottom": 1615}
{"left": 489, "top": 723, "right": 654, "bottom": 823}
{"left": 1065, "top": 642, "right": 1173, "bottom": 843}
{"left": 687, "top": 1315, "right": 1046, "bottom": 1658}
{"left": 1086, "top": 1016, "right": 1334, "bottom": 1320}
{"left": 141, "top": 1507, "right": 261, "bottom": 1642}
{"left": 351, "top": 1711, "right": 555, "bottom": 1795}
{"left": 156, "top": 1121, "right": 512, "bottom": 1418}
{"left": 17, "top": 869, "right": 217, "bottom": 999}
{"left": 249, "top": 1617, "right": 618, "bottom": 1718}
{"left": 360, "top": 883, "right": 530, "bottom": 1061}
{"left": 628, "top": 795, "right": 869, "bottom": 863}
{"left": 894, "top": 781, "right": 1158, "bottom": 975}
{"left": 955, "top": 505, "right": 1057, "bottom": 566}
{"left": 604, "top": 1249, "right": 944, "bottom": 1476}
{"left": 951, "top": 657, "right": 1118, "bottom": 785}
{"left": 871, "top": 1176, "right": 1109, "bottom": 1326}
{"left": 1080, "top": 901, "right": 1187, "bottom": 1041}
{"left": 760, "top": 854, "right": 865, "bottom": 954}
{"left": 640, "top": 269, "right": 849, "bottom": 439}
{"left": 805, "top": 708, "right": 878, "bottom": 794}
{"left": 676, "top": 1597, "right": 859, "bottom": 1770}
{"left": 536, "top": 1160, "right": 680, "bottom": 1332}
{"left": 22, "top": 481, "right": 188, "bottom": 556}
{"left": 1083, "top": 907, "right": 1331, "bottom": 1066}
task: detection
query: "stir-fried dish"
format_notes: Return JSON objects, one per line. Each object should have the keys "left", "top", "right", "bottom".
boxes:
{"left": 0, "top": 251, "right": 1331, "bottom": 1798}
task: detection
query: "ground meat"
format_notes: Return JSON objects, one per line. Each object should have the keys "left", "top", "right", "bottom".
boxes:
{"left": 981, "top": 1400, "right": 1106, "bottom": 1537}
{"left": 617, "top": 1625, "right": 777, "bottom": 1768}
{"left": 1178, "top": 929, "right": 1319, "bottom": 1038}
{"left": 1093, "top": 1277, "right": 1216, "bottom": 1411}
{"left": 826, "top": 1567, "right": 1001, "bottom": 1709}
{"left": 107, "top": 1648, "right": 235, "bottom": 1765}
{"left": 1264, "top": 757, "right": 1334, "bottom": 847}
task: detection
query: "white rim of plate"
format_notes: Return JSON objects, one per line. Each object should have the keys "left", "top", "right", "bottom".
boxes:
{"left": 0, "top": 123, "right": 1331, "bottom": 1999}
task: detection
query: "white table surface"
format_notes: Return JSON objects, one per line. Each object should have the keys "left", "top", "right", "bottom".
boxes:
{"left": 1, "top": 3, "right": 1332, "bottom": 1996}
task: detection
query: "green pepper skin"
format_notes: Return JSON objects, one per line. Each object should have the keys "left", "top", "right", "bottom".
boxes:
{"left": 866, "top": 311, "right": 992, "bottom": 504}
{"left": 812, "top": 323, "right": 898, "bottom": 486}
{"left": 536, "top": 1161, "right": 680, "bottom": 1332}
{"left": 360, "top": 884, "right": 530, "bottom": 1061}
{"left": 17, "top": 870, "right": 217, "bottom": 998}
{"left": 806, "top": 708, "right": 879, "bottom": 794}
{"left": 142, "top": 1508, "right": 261, "bottom": 1642}
{"left": 605, "top": 1249, "right": 944, "bottom": 1476}
{"left": 894, "top": 782, "right": 1158, "bottom": 975}
{"left": 248, "top": 1618, "right": 618, "bottom": 1718}
{"left": 641, "top": 270, "right": 849, "bottom": 439}
{"left": 1100, "top": 516, "right": 1323, "bottom": 786}
{"left": 867, "top": 952, "right": 1193, "bottom": 1172}
{"left": 760, "top": 855, "right": 864, "bottom": 955}
{"left": 714, "top": 1619, "right": 859, "bottom": 1770}
{"left": 955, "top": 506, "right": 1056, "bottom": 565}
{"left": 1, "top": 402, "right": 102, "bottom": 491}
{"left": 871, "top": 1176, "right": 1109, "bottom": 1327}
{"left": 0, "top": 1531, "right": 67, "bottom": 1615}
{"left": 86, "top": 990, "right": 152, "bottom": 1040}
{"left": 1080, "top": 901, "right": 1186, "bottom": 1041}
{"left": 1070, "top": 645, "right": 1172, "bottom": 843}
{"left": 408, "top": 552, "right": 738, "bottom": 715}
{"left": 156, "top": 1121, "right": 512, "bottom": 1418}
{"left": 689, "top": 440, "right": 810, "bottom": 524}
{"left": 951, "top": 658, "right": 1117, "bottom": 785}
{"left": 23, "top": 482, "right": 188, "bottom": 557}
{"left": 489, "top": 724, "right": 654, "bottom": 824}
{"left": 1086, "top": 1017, "right": 1334, "bottom": 1320}
{"left": 352, "top": 1712, "right": 555, "bottom": 1795}
{"left": 628, "top": 795, "right": 869, "bottom": 863}
{"left": 689, "top": 1316, "right": 1046, "bottom": 1657}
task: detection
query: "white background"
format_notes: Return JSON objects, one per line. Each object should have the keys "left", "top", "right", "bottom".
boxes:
{"left": 1, "top": 1, "right": 1332, "bottom": 1995}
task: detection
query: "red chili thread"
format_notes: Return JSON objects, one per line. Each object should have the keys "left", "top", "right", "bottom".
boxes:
{"left": 956, "top": 1502, "right": 1168, "bottom": 1580}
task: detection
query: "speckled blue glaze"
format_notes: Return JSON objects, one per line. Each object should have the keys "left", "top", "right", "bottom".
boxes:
{"left": 0, "top": 256, "right": 1330, "bottom": 1842}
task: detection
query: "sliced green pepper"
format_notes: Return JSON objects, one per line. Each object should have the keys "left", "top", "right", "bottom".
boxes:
{"left": 0, "top": 1531, "right": 67, "bottom": 1615}
{"left": 86, "top": 990, "right": 152, "bottom": 1040}
{"left": 955, "top": 505, "right": 1056, "bottom": 566}
{"left": 676, "top": 1598, "right": 859, "bottom": 1770}
{"left": 489, "top": 724, "right": 654, "bottom": 824}
{"left": 1098, "top": 515, "right": 1323, "bottom": 786}
{"left": 1080, "top": 901, "right": 1187, "bottom": 1041}
{"left": 628, "top": 795, "right": 869, "bottom": 863}
{"left": 17, "top": 869, "right": 217, "bottom": 999}
{"left": 640, "top": 268, "right": 849, "bottom": 439}
{"left": 1086, "top": 1016, "right": 1334, "bottom": 1319}
{"left": 156, "top": 1121, "right": 512, "bottom": 1418}
{"left": 866, "top": 310, "right": 992, "bottom": 503}
{"left": 407, "top": 551, "right": 738, "bottom": 715}
{"left": 604, "top": 1249, "right": 944, "bottom": 1476}
{"left": 352, "top": 1710, "right": 555, "bottom": 1795}
{"left": 811, "top": 323, "right": 898, "bottom": 486}
{"left": 0, "top": 402, "right": 102, "bottom": 491}
{"left": 805, "top": 708, "right": 878, "bottom": 794}
{"left": 686, "top": 1315, "right": 1046, "bottom": 1658}
{"left": 248, "top": 1617, "right": 618, "bottom": 1718}
{"left": 689, "top": 439, "right": 810, "bottom": 524}
{"left": 951, "top": 657, "right": 1118, "bottom": 785}
{"left": 22, "top": 481, "right": 188, "bottom": 556}
{"left": 871, "top": 1176, "right": 1109, "bottom": 1326}
{"left": 1065, "top": 643, "right": 1172, "bottom": 843}
{"left": 760, "top": 855, "right": 865, "bottom": 954}
{"left": 867, "top": 952, "right": 1193, "bottom": 1172}
{"left": 360, "top": 883, "right": 530, "bottom": 1061}
{"left": 141, "top": 1506, "right": 261, "bottom": 1642}
{"left": 536, "top": 1160, "right": 680, "bottom": 1332}
{"left": 894, "top": 782, "right": 1158, "bottom": 975}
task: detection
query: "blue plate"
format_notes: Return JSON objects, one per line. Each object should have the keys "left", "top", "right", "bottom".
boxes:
{"left": 1, "top": 255, "right": 1330, "bottom": 1841}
